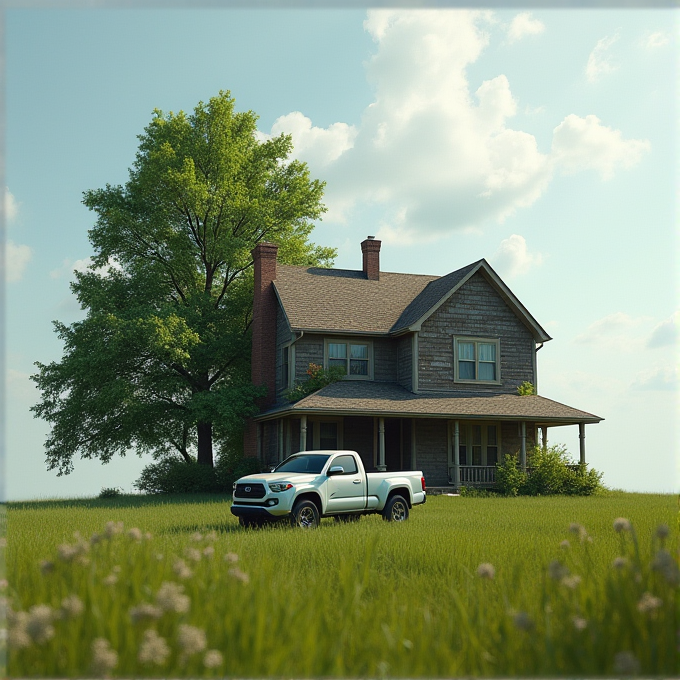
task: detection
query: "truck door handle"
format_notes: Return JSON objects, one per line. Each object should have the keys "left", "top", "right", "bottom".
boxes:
{"left": 353, "top": 479, "right": 361, "bottom": 484}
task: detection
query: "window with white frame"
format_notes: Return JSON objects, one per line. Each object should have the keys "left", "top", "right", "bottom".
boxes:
{"left": 453, "top": 337, "right": 501, "bottom": 384}
{"left": 457, "top": 423, "right": 500, "bottom": 466}
{"left": 325, "top": 339, "right": 372, "bottom": 379}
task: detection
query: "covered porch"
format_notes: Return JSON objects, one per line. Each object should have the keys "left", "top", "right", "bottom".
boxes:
{"left": 253, "top": 382, "right": 603, "bottom": 490}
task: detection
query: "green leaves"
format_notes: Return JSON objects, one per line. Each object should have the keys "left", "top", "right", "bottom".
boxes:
{"left": 33, "top": 91, "right": 333, "bottom": 473}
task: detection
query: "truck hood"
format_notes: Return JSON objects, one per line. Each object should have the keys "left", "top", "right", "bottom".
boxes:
{"left": 238, "top": 472, "right": 319, "bottom": 485}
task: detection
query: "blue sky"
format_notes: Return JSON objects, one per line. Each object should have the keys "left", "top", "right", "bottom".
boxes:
{"left": 3, "top": 7, "right": 677, "bottom": 500}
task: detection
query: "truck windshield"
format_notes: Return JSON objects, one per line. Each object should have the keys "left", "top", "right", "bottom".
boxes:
{"left": 274, "top": 454, "right": 331, "bottom": 474}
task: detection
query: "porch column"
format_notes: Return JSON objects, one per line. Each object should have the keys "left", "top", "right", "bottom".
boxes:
{"left": 377, "top": 417, "right": 386, "bottom": 471}
{"left": 520, "top": 421, "right": 527, "bottom": 472}
{"left": 579, "top": 422, "right": 586, "bottom": 465}
{"left": 541, "top": 425, "right": 548, "bottom": 452}
{"left": 453, "top": 420, "right": 461, "bottom": 490}
{"left": 411, "top": 418, "right": 416, "bottom": 469}
{"left": 300, "top": 415, "right": 307, "bottom": 452}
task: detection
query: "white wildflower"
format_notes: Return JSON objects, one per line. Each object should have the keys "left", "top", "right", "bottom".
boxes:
{"left": 104, "top": 521, "right": 124, "bottom": 538}
{"left": 561, "top": 575, "right": 582, "bottom": 590}
{"left": 223, "top": 552, "right": 239, "bottom": 563}
{"left": 102, "top": 573, "right": 118, "bottom": 586}
{"left": 637, "top": 591, "right": 662, "bottom": 613}
{"left": 203, "top": 649, "right": 223, "bottom": 668}
{"left": 156, "top": 581, "right": 190, "bottom": 614}
{"left": 185, "top": 547, "right": 202, "bottom": 562}
{"left": 129, "top": 602, "right": 162, "bottom": 622}
{"left": 612, "top": 556, "right": 628, "bottom": 570}
{"left": 228, "top": 566, "right": 250, "bottom": 584}
{"left": 177, "top": 623, "right": 207, "bottom": 656}
{"left": 90, "top": 637, "right": 118, "bottom": 677}
{"left": 138, "top": 629, "right": 170, "bottom": 666}
{"left": 559, "top": 539, "right": 570, "bottom": 550}
{"left": 61, "top": 594, "right": 84, "bottom": 618}
{"left": 476, "top": 563, "right": 495, "bottom": 580}
{"left": 173, "top": 558, "right": 193, "bottom": 579}
{"left": 128, "top": 527, "right": 143, "bottom": 541}
{"left": 190, "top": 532, "right": 203, "bottom": 542}
{"left": 205, "top": 531, "right": 218, "bottom": 542}
{"left": 572, "top": 616, "right": 587, "bottom": 631}
{"left": 613, "top": 517, "right": 632, "bottom": 533}
{"left": 7, "top": 609, "right": 31, "bottom": 649}
{"left": 26, "top": 604, "right": 54, "bottom": 644}
{"left": 203, "top": 546, "right": 215, "bottom": 558}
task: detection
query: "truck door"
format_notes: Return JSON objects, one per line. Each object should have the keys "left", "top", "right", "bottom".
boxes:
{"left": 326, "top": 454, "right": 366, "bottom": 513}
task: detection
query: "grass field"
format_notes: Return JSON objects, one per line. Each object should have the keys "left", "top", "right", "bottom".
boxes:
{"left": 2, "top": 492, "right": 678, "bottom": 677}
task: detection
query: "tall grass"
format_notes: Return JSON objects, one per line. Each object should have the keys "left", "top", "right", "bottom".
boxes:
{"left": 2, "top": 493, "right": 677, "bottom": 677}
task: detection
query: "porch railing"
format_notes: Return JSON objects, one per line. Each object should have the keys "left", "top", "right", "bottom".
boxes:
{"left": 457, "top": 466, "right": 496, "bottom": 486}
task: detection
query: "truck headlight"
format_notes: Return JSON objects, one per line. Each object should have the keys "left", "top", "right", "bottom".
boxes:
{"left": 268, "top": 482, "right": 293, "bottom": 493}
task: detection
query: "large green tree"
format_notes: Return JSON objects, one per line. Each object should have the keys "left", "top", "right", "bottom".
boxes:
{"left": 32, "top": 91, "right": 334, "bottom": 475}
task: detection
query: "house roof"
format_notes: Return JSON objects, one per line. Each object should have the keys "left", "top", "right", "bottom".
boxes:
{"left": 273, "top": 259, "right": 551, "bottom": 341}
{"left": 274, "top": 265, "right": 438, "bottom": 335}
{"left": 256, "top": 381, "right": 603, "bottom": 424}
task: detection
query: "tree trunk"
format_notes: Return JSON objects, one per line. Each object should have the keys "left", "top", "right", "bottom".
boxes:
{"left": 197, "top": 422, "right": 213, "bottom": 466}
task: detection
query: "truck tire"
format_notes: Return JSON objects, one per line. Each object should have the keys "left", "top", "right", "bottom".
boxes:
{"left": 290, "top": 500, "right": 320, "bottom": 529}
{"left": 382, "top": 494, "right": 409, "bottom": 522}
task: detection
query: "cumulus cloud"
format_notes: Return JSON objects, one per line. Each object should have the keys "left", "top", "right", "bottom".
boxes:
{"left": 632, "top": 365, "right": 679, "bottom": 391}
{"left": 5, "top": 241, "right": 32, "bottom": 282}
{"left": 574, "top": 312, "right": 651, "bottom": 350}
{"left": 50, "top": 256, "right": 121, "bottom": 280}
{"left": 265, "top": 10, "right": 649, "bottom": 244}
{"left": 7, "top": 368, "right": 38, "bottom": 402}
{"left": 5, "top": 187, "right": 18, "bottom": 222}
{"left": 647, "top": 311, "right": 679, "bottom": 349}
{"left": 491, "top": 234, "right": 544, "bottom": 278}
{"left": 507, "top": 12, "right": 545, "bottom": 43}
{"left": 640, "top": 31, "right": 669, "bottom": 49}
{"left": 586, "top": 33, "right": 619, "bottom": 83}
{"left": 551, "top": 114, "right": 650, "bottom": 180}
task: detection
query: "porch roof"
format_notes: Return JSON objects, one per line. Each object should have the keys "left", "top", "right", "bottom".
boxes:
{"left": 256, "top": 381, "right": 603, "bottom": 424}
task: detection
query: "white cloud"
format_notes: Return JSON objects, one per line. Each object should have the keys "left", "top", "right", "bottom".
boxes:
{"left": 50, "top": 256, "right": 121, "bottom": 280}
{"left": 647, "top": 311, "right": 679, "bottom": 349}
{"left": 5, "top": 241, "right": 32, "bottom": 282}
{"left": 632, "top": 365, "right": 679, "bottom": 391}
{"left": 5, "top": 187, "right": 18, "bottom": 222}
{"left": 574, "top": 312, "right": 652, "bottom": 350}
{"left": 264, "top": 10, "right": 649, "bottom": 245}
{"left": 507, "top": 12, "right": 545, "bottom": 43}
{"left": 640, "top": 31, "right": 669, "bottom": 49}
{"left": 551, "top": 114, "right": 650, "bottom": 180}
{"left": 586, "top": 33, "right": 619, "bottom": 83}
{"left": 7, "top": 368, "right": 38, "bottom": 402}
{"left": 491, "top": 234, "right": 544, "bottom": 278}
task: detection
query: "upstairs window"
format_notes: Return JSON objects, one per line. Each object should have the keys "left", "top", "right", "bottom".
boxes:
{"left": 281, "top": 345, "right": 290, "bottom": 389}
{"left": 454, "top": 337, "right": 501, "bottom": 384}
{"left": 325, "top": 339, "right": 372, "bottom": 380}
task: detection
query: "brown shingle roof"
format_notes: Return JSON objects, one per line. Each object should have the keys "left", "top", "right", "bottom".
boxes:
{"left": 257, "top": 381, "right": 603, "bottom": 423}
{"left": 274, "top": 265, "right": 438, "bottom": 334}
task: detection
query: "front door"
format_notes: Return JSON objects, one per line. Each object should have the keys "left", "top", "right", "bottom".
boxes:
{"left": 326, "top": 453, "right": 366, "bottom": 512}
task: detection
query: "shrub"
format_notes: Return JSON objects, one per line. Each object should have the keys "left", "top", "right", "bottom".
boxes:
{"left": 98, "top": 487, "right": 123, "bottom": 499}
{"left": 287, "top": 363, "right": 346, "bottom": 403}
{"left": 516, "top": 381, "right": 536, "bottom": 396}
{"left": 134, "top": 457, "right": 221, "bottom": 495}
{"left": 459, "top": 486, "right": 498, "bottom": 497}
{"left": 495, "top": 445, "right": 603, "bottom": 496}
{"left": 215, "top": 454, "right": 263, "bottom": 491}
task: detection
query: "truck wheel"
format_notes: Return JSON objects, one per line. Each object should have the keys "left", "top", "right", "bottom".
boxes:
{"left": 382, "top": 494, "right": 409, "bottom": 522}
{"left": 334, "top": 514, "right": 361, "bottom": 523}
{"left": 290, "top": 500, "right": 320, "bottom": 529}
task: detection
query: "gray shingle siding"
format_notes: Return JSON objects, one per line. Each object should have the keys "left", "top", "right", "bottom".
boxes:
{"left": 418, "top": 272, "right": 535, "bottom": 393}
{"left": 373, "top": 338, "right": 397, "bottom": 382}
{"left": 275, "top": 302, "right": 293, "bottom": 403}
{"left": 397, "top": 335, "right": 413, "bottom": 390}
{"left": 501, "top": 421, "right": 537, "bottom": 458}
{"left": 414, "top": 419, "right": 448, "bottom": 486}
{"left": 294, "top": 335, "right": 324, "bottom": 383}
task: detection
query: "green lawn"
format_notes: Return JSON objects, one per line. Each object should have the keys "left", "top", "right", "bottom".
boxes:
{"left": 2, "top": 492, "right": 678, "bottom": 677}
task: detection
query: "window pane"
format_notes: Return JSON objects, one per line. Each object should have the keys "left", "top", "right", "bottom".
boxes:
{"left": 329, "top": 359, "right": 347, "bottom": 372}
{"left": 349, "top": 359, "right": 368, "bottom": 376}
{"left": 320, "top": 422, "right": 338, "bottom": 450}
{"left": 487, "top": 426, "right": 497, "bottom": 446}
{"left": 458, "top": 342, "right": 474, "bottom": 360}
{"left": 478, "top": 362, "right": 496, "bottom": 381}
{"left": 472, "top": 445, "right": 482, "bottom": 466}
{"left": 329, "top": 343, "right": 347, "bottom": 359}
{"left": 472, "top": 425, "right": 482, "bottom": 445}
{"left": 350, "top": 344, "right": 368, "bottom": 359}
{"left": 487, "top": 446, "right": 498, "bottom": 466}
{"left": 478, "top": 343, "right": 496, "bottom": 362}
{"left": 459, "top": 445, "right": 467, "bottom": 466}
{"left": 333, "top": 454, "right": 357, "bottom": 474}
{"left": 459, "top": 361, "right": 475, "bottom": 379}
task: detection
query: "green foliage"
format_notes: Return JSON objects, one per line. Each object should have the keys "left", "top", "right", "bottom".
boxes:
{"left": 134, "top": 457, "right": 222, "bottom": 494}
{"left": 98, "top": 487, "right": 123, "bottom": 499}
{"left": 458, "top": 486, "right": 498, "bottom": 497}
{"left": 516, "top": 381, "right": 536, "bottom": 395}
{"left": 286, "top": 362, "right": 346, "bottom": 403}
{"left": 496, "top": 445, "right": 603, "bottom": 496}
{"left": 5, "top": 494, "right": 677, "bottom": 677}
{"left": 31, "top": 91, "right": 335, "bottom": 474}
{"left": 215, "top": 452, "right": 263, "bottom": 491}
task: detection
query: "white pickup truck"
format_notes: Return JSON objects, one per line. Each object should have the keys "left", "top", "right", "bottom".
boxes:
{"left": 230, "top": 450, "right": 426, "bottom": 529}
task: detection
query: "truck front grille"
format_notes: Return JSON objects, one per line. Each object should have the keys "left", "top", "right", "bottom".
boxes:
{"left": 235, "top": 483, "right": 266, "bottom": 499}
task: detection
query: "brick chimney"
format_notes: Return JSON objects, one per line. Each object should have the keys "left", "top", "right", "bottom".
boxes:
{"left": 361, "top": 236, "right": 381, "bottom": 280}
{"left": 245, "top": 242, "right": 278, "bottom": 458}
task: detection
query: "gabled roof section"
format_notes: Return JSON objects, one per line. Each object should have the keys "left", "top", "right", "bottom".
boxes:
{"left": 273, "top": 265, "right": 437, "bottom": 335}
{"left": 392, "top": 259, "right": 552, "bottom": 342}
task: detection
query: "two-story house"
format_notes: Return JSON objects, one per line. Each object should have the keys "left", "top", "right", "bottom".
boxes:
{"left": 246, "top": 238, "right": 602, "bottom": 489}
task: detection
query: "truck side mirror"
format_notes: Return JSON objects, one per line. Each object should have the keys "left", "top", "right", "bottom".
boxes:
{"left": 328, "top": 465, "right": 345, "bottom": 476}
